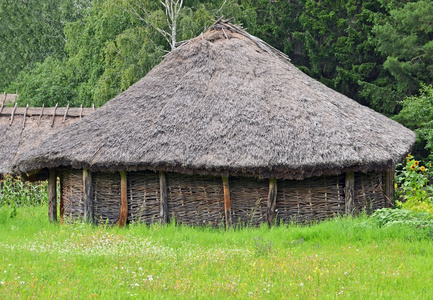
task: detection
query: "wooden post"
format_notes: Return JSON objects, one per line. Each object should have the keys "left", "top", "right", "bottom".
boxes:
{"left": 118, "top": 171, "right": 128, "bottom": 227}
{"left": 267, "top": 178, "right": 278, "bottom": 226}
{"left": 48, "top": 168, "right": 57, "bottom": 223}
{"left": 9, "top": 102, "right": 17, "bottom": 126}
{"left": 50, "top": 103, "right": 57, "bottom": 127}
{"left": 83, "top": 169, "right": 94, "bottom": 223}
{"left": 0, "top": 92, "right": 5, "bottom": 113}
{"left": 159, "top": 171, "right": 168, "bottom": 224}
{"left": 22, "top": 104, "right": 28, "bottom": 129}
{"left": 222, "top": 176, "right": 232, "bottom": 229}
{"left": 385, "top": 169, "right": 395, "bottom": 208}
{"left": 59, "top": 171, "right": 64, "bottom": 223}
{"left": 344, "top": 172, "right": 355, "bottom": 216}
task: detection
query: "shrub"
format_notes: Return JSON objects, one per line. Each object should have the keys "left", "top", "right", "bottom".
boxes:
{"left": 395, "top": 154, "right": 433, "bottom": 214}
{"left": 370, "top": 208, "right": 433, "bottom": 228}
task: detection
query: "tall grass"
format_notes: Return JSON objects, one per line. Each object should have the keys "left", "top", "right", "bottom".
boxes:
{"left": 1, "top": 207, "right": 433, "bottom": 299}
{"left": 0, "top": 175, "right": 48, "bottom": 207}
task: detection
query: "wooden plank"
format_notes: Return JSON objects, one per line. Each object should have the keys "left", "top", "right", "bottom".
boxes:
{"left": 267, "top": 178, "right": 277, "bottom": 226}
{"left": 222, "top": 176, "right": 232, "bottom": 229}
{"left": 48, "top": 168, "right": 57, "bottom": 223}
{"left": 159, "top": 171, "right": 168, "bottom": 224}
{"left": 385, "top": 169, "right": 395, "bottom": 208}
{"left": 83, "top": 169, "right": 94, "bottom": 223}
{"left": 344, "top": 172, "right": 355, "bottom": 215}
{"left": 118, "top": 171, "right": 128, "bottom": 227}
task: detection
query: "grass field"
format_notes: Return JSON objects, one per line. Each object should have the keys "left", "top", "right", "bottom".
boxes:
{"left": 1, "top": 206, "right": 433, "bottom": 299}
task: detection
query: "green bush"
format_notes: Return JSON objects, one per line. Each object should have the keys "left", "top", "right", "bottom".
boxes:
{"left": 370, "top": 208, "right": 433, "bottom": 228}
{"left": 395, "top": 154, "right": 433, "bottom": 214}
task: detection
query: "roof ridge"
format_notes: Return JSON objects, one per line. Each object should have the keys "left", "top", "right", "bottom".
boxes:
{"left": 172, "top": 20, "right": 291, "bottom": 62}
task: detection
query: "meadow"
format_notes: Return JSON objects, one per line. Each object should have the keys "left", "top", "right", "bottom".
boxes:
{"left": 1, "top": 206, "right": 433, "bottom": 299}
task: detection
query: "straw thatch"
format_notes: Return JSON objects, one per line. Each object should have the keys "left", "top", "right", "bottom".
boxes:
{"left": 0, "top": 106, "right": 94, "bottom": 175}
{"left": 13, "top": 21, "right": 415, "bottom": 180}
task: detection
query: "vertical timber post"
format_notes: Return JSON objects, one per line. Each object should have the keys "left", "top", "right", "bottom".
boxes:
{"left": 118, "top": 171, "right": 128, "bottom": 227}
{"left": 222, "top": 176, "right": 232, "bottom": 229}
{"left": 48, "top": 168, "right": 57, "bottom": 223}
{"left": 59, "top": 171, "right": 64, "bottom": 223}
{"left": 344, "top": 172, "right": 355, "bottom": 216}
{"left": 83, "top": 169, "right": 94, "bottom": 223}
{"left": 385, "top": 168, "right": 395, "bottom": 208}
{"left": 159, "top": 171, "right": 168, "bottom": 224}
{"left": 267, "top": 178, "right": 277, "bottom": 226}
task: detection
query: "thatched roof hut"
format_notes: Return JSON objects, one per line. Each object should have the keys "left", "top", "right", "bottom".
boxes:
{"left": 13, "top": 21, "right": 415, "bottom": 226}
{"left": 0, "top": 105, "right": 94, "bottom": 176}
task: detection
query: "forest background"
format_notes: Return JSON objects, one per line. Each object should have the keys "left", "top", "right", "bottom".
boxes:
{"left": 1, "top": 0, "right": 432, "bottom": 156}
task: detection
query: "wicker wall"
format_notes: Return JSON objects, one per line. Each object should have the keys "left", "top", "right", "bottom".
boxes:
{"left": 93, "top": 172, "right": 122, "bottom": 225}
{"left": 59, "top": 169, "right": 388, "bottom": 226}
{"left": 230, "top": 177, "right": 268, "bottom": 226}
{"left": 166, "top": 173, "right": 225, "bottom": 226}
{"left": 354, "top": 172, "right": 386, "bottom": 214}
{"left": 127, "top": 171, "right": 160, "bottom": 224}
{"left": 61, "top": 169, "right": 84, "bottom": 220}
{"left": 277, "top": 175, "right": 345, "bottom": 223}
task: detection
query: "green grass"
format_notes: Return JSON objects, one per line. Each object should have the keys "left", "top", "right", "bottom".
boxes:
{"left": 1, "top": 207, "right": 433, "bottom": 299}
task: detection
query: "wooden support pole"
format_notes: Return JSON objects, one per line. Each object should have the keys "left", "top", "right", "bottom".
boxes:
{"left": 222, "top": 176, "right": 232, "bottom": 229}
{"left": 22, "top": 104, "right": 28, "bottom": 129}
{"left": 50, "top": 103, "right": 58, "bottom": 127}
{"left": 159, "top": 171, "right": 168, "bottom": 224}
{"left": 118, "top": 171, "right": 128, "bottom": 228}
{"left": 267, "top": 178, "right": 278, "bottom": 226}
{"left": 59, "top": 172, "right": 64, "bottom": 223}
{"left": 48, "top": 168, "right": 57, "bottom": 223}
{"left": 385, "top": 169, "right": 395, "bottom": 208}
{"left": 83, "top": 169, "right": 94, "bottom": 223}
{"left": 9, "top": 102, "right": 17, "bottom": 126}
{"left": 62, "top": 103, "right": 70, "bottom": 123}
{"left": 38, "top": 104, "right": 44, "bottom": 126}
{"left": 344, "top": 172, "right": 355, "bottom": 216}
{"left": 0, "top": 92, "right": 5, "bottom": 114}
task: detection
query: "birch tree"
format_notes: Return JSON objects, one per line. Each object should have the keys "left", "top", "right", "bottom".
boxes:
{"left": 159, "top": 0, "right": 183, "bottom": 50}
{"left": 126, "top": 0, "right": 183, "bottom": 51}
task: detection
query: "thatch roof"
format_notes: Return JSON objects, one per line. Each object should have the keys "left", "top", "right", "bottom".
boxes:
{"left": 13, "top": 22, "right": 415, "bottom": 180}
{"left": 0, "top": 106, "right": 94, "bottom": 175}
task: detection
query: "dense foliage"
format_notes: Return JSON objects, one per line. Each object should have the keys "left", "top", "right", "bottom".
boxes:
{"left": 0, "top": 0, "right": 90, "bottom": 91}
{"left": 1, "top": 0, "right": 431, "bottom": 115}
{"left": 394, "top": 85, "right": 433, "bottom": 158}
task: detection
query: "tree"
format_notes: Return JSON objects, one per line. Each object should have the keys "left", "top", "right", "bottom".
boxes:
{"left": 369, "top": 0, "right": 433, "bottom": 113}
{"left": 0, "top": 0, "right": 89, "bottom": 91}
{"left": 292, "top": 0, "right": 392, "bottom": 111}
{"left": 11, "top": 0, "right": 238, "bottom": 106}
{"left": 394, "top": 84, "right": 433, "bottom": 159}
